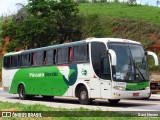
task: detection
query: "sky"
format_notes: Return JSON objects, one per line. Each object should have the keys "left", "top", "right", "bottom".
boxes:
{"left": 0, "top": 0, "right": 159, "bottom": 16}
{"left": 0, "top": 0, "right": 28, "bottom": 16}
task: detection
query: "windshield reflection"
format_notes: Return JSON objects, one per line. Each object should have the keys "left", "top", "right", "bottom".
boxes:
{"left": 108, "top": 42, "right": 149, "bottom": 82}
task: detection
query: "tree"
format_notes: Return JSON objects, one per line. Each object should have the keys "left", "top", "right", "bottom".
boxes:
{"left": 1, "top": 0, "right": 109, "bottom": 52}
{"left": 24, "top": 0, "right": 82, "bottom": 45}
{"left": 1, "top": 0, "right": 82, "bottom": 51}
{"left": 80, "top": 14, "right": 109, "bottom": 38}
{"left": 127, "top": 0, "right": 137, "bottom": 5}
{"left": 13, "top": 3, "right": 29, "bottom": 23}
{"left": 156, "top": 0, "right": 160, "bottom": 7}
{"left": 114, "top": 0, "right": 119, "bottom": 2}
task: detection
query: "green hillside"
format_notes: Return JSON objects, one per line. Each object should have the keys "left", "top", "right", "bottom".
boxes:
{"left": 78, "top": 3, "right": 160, "bottom": 49}
{"left": 78, "top": 2, "right": 160, "bottom": 70}
{"left": 78, "top": 2, "right": 160, "bottom": 23}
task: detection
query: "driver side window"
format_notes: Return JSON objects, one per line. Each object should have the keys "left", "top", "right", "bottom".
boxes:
{"left": 91, "top": 42, "right": 111, "bottom": 80}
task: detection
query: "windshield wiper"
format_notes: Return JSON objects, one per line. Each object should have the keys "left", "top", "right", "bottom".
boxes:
{"left": 134, "top": 64, "right": 146, "bottom": 81}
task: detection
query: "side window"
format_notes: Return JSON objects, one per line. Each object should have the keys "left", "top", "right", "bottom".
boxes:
{"left": 45, "top": 49, "right": 56, "bottom": 65}
{"left": 57, "top": 48, "right": 69, "bottom": 64}
{"left": 73, "top": 44, "right": 89, "bottom": 62}
{"left": 11, "top": 55, "right": 19, "bottom": 68}
{"left": 91, "top": 42, "right": 111, "bottom": 80}
{"left": 31, "top": 53, "right": 34, "bottom": 65}
{"left": 69, "top": 47, "right": 72, "bottom": 62}
{"left": 79, "top": 45, "right": 88, "bottom": 61}
{"left": 73, "top": 46, "right": 79, "bottom": 61}
{"left": 3, "top": 56, "right": 10, "bottom": 68}
{"left": 31, "top": 52, "right": 43, "bottom": 66}
{"left": 21, "top": 54, "right": 29, "bottom": 67}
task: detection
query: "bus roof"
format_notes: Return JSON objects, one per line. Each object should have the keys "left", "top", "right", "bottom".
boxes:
{"left": 4, "top": 38, "right": 140, "bottom": 56}
{"left": 86, "top": 38, "right": 140, "bottom": 44}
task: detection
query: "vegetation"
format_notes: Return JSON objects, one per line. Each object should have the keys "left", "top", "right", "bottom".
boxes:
{"left": 78, "top": 2, "right": 160, "bottom": 23}
{"left": 0, "top": 2, "right": 159, "bottom": 70}
{"left": 0, "top": 101, "right": 160, "bottom": 119}
{"left": 1, "top": 0, "right": 80, "bottom": 50}
{"left": 78, "top": 3, "right": 160, "bottom": 70}
{"left": 0, "top": 0, "right": 108, "bottom": 51}
{"left": 0, "top": 102, "right": 137, "bottom": 119}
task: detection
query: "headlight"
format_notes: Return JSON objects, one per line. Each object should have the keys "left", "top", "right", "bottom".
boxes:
{"left": 145, "top": 86, "right": 150, "bottom": 90}
{"left": 114, "top": 86, "right": 126, "bottom": 91}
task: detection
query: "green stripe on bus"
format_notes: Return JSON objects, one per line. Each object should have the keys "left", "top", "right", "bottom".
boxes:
{"left": 126, "top": 81, "right": 149, "bottom": 90}
{"left": 9, "top": 64, "right": 78, "bottom": 96}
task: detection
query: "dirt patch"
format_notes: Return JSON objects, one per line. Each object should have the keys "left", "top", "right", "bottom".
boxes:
{"left": 150, "top": 73, "right": 160, "bottom": 82}
{"left": 0, "top": 108, "right": 19, "bottom": 111}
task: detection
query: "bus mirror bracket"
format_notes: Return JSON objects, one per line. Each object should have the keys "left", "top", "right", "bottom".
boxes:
{"left": 147, "top": 51, "right": 159, "bottom": 66}
{"left": 108, "top": 49, "right": 117, "bottom": 66}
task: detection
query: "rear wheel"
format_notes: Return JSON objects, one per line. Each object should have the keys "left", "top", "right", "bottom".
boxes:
{"left": 18, "top": 85, "right": 28, "bottom": 100}
{"left": 108, "top": 99, "right": 120, "bottom": 104}
{"left": 78, "top": 86, "right": 92, "bottom": 105}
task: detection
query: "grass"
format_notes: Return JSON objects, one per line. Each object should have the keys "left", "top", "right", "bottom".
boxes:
{"left": 0, "top": 102, "right": 133, "bottom": 119}
{"left": 78, "top": 2, "right": 160, "bottom": 23}
{"left": 0, "top": 102, "right": 158, "bottom": 119}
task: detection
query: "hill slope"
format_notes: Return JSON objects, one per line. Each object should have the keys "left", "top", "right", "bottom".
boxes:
{"left": 79, "top": 3, "right": 160, "bottom": 51}
{"left": 78, "top": 2, "right": 160, "bottom": 23}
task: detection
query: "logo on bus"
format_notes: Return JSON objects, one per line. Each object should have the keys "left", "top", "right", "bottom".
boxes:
{"left": 29, "top": 72, "right": 58, "bottom": 78}
{"left": 81, "top": 68, "right": 87, "bottom": 76}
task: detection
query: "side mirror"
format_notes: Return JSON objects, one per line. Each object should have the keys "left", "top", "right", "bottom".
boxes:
{"left": 108, "top": 49, "right": 117, "bottom": 66}
{"left": 147, "top": 51, "right": 159, "bottom": 66}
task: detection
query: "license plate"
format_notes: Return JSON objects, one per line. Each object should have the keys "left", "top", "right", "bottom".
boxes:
{"left": 133, "top": 93, "right": 139, "bottom": 96}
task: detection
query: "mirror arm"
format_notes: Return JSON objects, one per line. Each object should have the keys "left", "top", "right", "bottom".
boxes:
{"left": 147, "top": 51, "right": 159, "bottom": 66}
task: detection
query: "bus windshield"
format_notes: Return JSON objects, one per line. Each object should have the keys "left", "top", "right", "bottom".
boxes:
{"left": 108, "top": 42, "right": 149, "bottom": 82}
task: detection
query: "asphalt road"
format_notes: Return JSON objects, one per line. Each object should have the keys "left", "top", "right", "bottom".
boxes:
{"left": 0, "top": 89, "right": 160, "bottom": 112}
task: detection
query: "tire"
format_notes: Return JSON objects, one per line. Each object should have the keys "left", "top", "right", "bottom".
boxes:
{"left": 18, "top": 85, "right": 28, "bottom": 100}
{"left": 77, "top": 86, "right": 92, "bottom": 105}
{"left": 108, "top": 99, "right": 120, "bottom": 104}
{"left": 42, "top": 96, "right": 54, "bottom": 101}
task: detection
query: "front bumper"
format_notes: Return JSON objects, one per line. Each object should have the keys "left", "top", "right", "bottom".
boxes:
{"left": 109, "top": 89, "right": 150, "bottom": 99}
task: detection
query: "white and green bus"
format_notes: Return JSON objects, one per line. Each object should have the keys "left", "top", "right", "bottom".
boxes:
{"left": 2, "top": 38, "right": 159, "bottom": 104}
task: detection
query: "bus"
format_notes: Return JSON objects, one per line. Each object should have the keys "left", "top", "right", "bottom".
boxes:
{"left": 2, "top": 38, "right": 159, "bottom": 105}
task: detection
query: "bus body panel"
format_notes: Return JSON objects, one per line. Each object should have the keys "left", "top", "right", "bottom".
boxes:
{"left": 6, "top": 63, "right": 94, "bottom": 97}
{"left": 2, "top": 68, "right": 19, "bottom": 92}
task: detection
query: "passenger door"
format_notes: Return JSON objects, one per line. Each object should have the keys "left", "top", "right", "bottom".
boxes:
{"left": 100, "top": 55, "right": 112, "bottom": 99}
{"left": 91, "top": 42, "right": 112, "bottom": 99}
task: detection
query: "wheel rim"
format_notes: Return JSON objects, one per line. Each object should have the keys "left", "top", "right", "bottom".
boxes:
{"left": 80, "top": 90, "right": 87, "bottom": 100}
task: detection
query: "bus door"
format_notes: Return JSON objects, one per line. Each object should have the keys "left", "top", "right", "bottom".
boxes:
{"left": 100, "top": 55, "right": 112, "bottom": 99}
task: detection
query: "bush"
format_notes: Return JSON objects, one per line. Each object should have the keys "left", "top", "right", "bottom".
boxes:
{"left": 149, "top": 65, "right": 160, "bottom": 72}
{"left": 0, "top": 70, "right": 2, "bottom": 82}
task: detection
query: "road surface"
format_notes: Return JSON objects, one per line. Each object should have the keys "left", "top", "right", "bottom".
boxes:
{"left": 0, "top": 89, "right": 160, "bottom": 112}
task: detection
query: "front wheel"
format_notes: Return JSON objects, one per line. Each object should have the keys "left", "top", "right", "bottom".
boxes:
{"left": 108, "top": 99, "right": 120, "bottom": 104}
{"left": 78, "top": 86, "right": 92, "bottom": 105}
{"left": 18, "top": 85, "right": 28, "bottom": 100}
